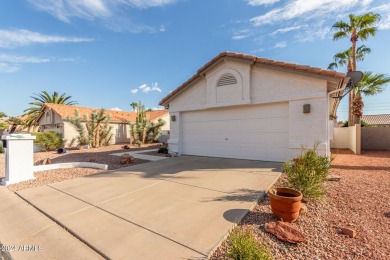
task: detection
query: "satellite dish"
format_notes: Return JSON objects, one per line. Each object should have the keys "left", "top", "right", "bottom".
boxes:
{"left": 337, "top": 71, "right": 363, "bottom": 99}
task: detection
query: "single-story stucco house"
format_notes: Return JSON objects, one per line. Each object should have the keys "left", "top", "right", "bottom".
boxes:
{"left": 159, "top": 52, "right": 349, "bottom": 162}
{"left": 37, "top": 103, "right": 170, "bottom": 146}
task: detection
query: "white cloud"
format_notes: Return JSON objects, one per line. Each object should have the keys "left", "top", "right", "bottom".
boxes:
{"left": 270, "top": 25, "right": 305, "bottom": 35}
{"left": 295, "top": 23, "right": 331, "bottom": 42}
{"left": 232, "top": 35, "right": 249, "bottom": 40}
{"left": 246, "top": 0, "right": 280, "bottom": 6}
{"left": 0, "top": 54, "right": 50, "bottom": 63}
{"left": 131, "top": 82, "right": 162, "bottom": 94}
{"left": 151, "top": 82, "right": 162, "bottom": 92}
{"left": 138, "top": 84, "right": 147, "bottom": 89}
{"left": 371, "top": 4, "right": 390, "bottom": 30}
{"left": 125, "top": 0, "right": 177, "bottom": 9}
{"left": 28, "top": 0, "right": 176, "bottom": 32}
{"left": 250, "top": 0, "right": 370, "bottom": 26}
{"left": 152, "top": 106, "right": 165, "bottom": 110}
{"left": 0, "top": 29, "right": 93, "bottom": 48}
{"left": 0, "top": 54, "right": 56, "bottom": 73}
{"left": 110, "top": 107, "right": 122, "bottom": 111}
{"left": 0, "top": 63, "right": 20, "bottom": 73}
{"left": 273, "top": 41, "right": 287, "bottom": 48}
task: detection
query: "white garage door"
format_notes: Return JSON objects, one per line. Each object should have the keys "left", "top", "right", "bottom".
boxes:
{"left": 181, "top": 103, "right": 289, "bottom": 162}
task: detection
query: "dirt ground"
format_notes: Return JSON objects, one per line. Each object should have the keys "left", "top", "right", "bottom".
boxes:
{"left": 211, "top": 150, "right": 390, "bottom": 259}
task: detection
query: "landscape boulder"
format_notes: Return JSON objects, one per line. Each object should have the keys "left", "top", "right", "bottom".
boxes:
{"left": 120, "top": 154, "right": 134, "bottom": 164}
{"left": 265, "top": 221, "right": 307, "bottom": 243}
{"left": 36, "top": 158, "right": 51, "bottom": 165}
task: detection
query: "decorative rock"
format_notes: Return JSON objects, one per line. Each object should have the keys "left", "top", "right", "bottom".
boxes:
{"left": 120, "top": 153, "right": 134, "bottom": 164}
{"left": 122, "top": 145, "right": 131, "bottom": 149}
{"left": 36, "top": 158, "right": 51, "bottom": 165}
{"left": 300, "top": 203, "right": 308, "bottom": 215}
{"left": 341, "top": 227, "right": 357, "bottom": 238}
{"left": 265, "top": 221, "right": 307, "bottom": 243}
{"left": 327, "top": 174, "right": 341, "bottom": 181}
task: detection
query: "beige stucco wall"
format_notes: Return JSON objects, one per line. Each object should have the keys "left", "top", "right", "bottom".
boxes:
{"left": 331, "top": 125, "right": 361, "bottom": 154}
{"left": 168, "top": 60, "right": 332, "bottom": 160}
{"left": 361, "top": 127, "right": 390, "bottom": 150}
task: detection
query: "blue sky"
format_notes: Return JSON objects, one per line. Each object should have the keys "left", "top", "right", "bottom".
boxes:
{"left": 1, "top": 0, "right": 390, "bottom": 121}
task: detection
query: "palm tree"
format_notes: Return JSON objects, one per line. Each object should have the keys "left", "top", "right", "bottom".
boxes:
{"left": 328, "top": 45, "right": 371, "bottom": 71}
{"left": 24, "top": 91, "right": 78, "bottom": 127}
{"left": 130, "top": 102, "right": 138, "bottom": 112}
{"left": 351, "top": 72, "right": 390, "bottom": 119}
{"left": 332, "top": 12, "right": 381, "bottom": 125}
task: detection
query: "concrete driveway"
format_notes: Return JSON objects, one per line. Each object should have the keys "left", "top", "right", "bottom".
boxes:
{"left": 17, "top": 156, "right": 281, "bottom": 259}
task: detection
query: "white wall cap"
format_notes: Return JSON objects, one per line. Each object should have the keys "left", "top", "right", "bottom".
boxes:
{"left": 2, "top": 134, "right": 36, "bottom": 140}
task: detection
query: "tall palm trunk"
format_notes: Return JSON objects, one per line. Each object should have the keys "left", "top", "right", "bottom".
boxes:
{"left": 349, "top": 31, "right": 358, "bottom": 126}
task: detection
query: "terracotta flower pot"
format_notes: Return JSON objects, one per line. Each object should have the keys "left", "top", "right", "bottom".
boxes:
{"left": 268, "top": 187, "right": 303, "bottom": 222}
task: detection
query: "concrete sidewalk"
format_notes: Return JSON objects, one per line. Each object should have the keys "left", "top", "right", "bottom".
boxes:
{"left": 16, "top": 156, "right": 282, "bottom": 259}
{"left": 0, "top": 186, "right": 102, "bottom": 259}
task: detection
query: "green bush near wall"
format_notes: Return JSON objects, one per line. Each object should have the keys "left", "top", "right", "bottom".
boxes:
{"left": 33, "top": 131, "right": 63, "bottom": 151}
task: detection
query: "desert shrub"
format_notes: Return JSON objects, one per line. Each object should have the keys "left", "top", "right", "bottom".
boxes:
{"left": 227, "top": 228, "right": 272, "bottom": 260}
{"left": 34, "top": 131, "right": 63, "bottom": 151}
{"left": 158, "top": 147, "right": 168, "bottom": 154}
{"left": 282, "top": 144, "right": 331, "bottom": 199}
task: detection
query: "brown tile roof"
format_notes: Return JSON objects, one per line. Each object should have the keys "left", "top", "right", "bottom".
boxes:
{"left": 362, "top": 114, "right": 390, "bottom": 126}
{"left": 40, "top": 103, "right": 168, "bottom": 123}
{"left": 159, "top": 51, "right": 347, "bottom": 106}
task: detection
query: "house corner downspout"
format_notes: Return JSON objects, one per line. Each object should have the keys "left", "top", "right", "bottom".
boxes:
{"left": 326, "top": 77, "right": 349, "bottom": 157}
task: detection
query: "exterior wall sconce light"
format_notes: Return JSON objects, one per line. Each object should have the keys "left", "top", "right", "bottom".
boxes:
{"left": 303, "top": 104, "right": 310, "bottom": 114}
{"left": 171, "top": 115, "right": 176, "bottom": 122}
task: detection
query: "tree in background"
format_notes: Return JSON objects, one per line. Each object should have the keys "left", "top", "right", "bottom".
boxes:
{"left": 0, "top": 112, "right": 8, "bottom": 130}
{"left": 331, "top": 12, "right": 381, "bottom": 126}
{"left": 65, "top": 109, "right": 113, "bottom": 148}
{"left": 351, "top": 72, "right": 390, "bottom": 118}
{"left": 328, "top": 48, "right": 389, "bottom": 122}
{"left": 24, "top": 91, "right": 78, "bottom": 127}
{"left": 327, "top": 45, "right": 371, "bottom": 71}
{"left": 130, "top": 102, "right": 138, "bottom": 112}
{"left": 64, "top": 110, "right": 89, "bottom": 146}
{"left": 129, "top": 101, "right": 165, "bottom": 146}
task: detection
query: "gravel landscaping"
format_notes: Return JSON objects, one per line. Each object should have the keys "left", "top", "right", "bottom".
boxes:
{"left": 211, "top": 150, "right": 390, "bottom": 260}
{"left": 0, "top": 144, "right": 161, "bottom": 192}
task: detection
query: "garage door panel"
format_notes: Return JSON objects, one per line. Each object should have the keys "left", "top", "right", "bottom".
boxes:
{"left": 183, "top": 133, "right": 287, "bottom": 147}
{"left": 183, "top": 145, "right": 288, "bottom": 161}
{"left": 184, "top": 119, "right": 287, "bottom": 134}
{"left": 182, "top": 104, "right": 288, "bottom": 122}
{"left": 181, "top": 103, "right": 289, "bottom": 162}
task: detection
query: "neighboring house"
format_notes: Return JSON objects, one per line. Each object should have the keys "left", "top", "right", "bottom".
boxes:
{"left": 362, "top": 114, "right": 390, "bottom": 127}
{"left": 159, "top": 52, "right": 348, "bottom": 162}
{"left": 36, "top": 103, "right": 170, "bottom": 146}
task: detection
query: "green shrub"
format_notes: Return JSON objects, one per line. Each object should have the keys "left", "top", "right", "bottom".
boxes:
{"left": 282, "top": 144, "right": 331, "bottom": 199}
{"left": 34, "top": 131, "right": 63, "bottom": 151}
{"left": 158, "top": 147, "right": 168, "bottom": 154}
{"left": 0, "top": 142, "right": 4, "bottom": 154}
{"left": 227, "top": 228, "right": 272, "bottom": 260}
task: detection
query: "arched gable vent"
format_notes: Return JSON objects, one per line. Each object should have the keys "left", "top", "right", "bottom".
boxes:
{"left": 217, "top": 73, "right": 237, "bottom": 87}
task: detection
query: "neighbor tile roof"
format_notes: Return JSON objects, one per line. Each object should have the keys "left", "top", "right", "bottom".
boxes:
{"left": 159, "top": 51, "right": 347, "bottom": 105}
{"left": 362, "top": 114, "right": 390, "bottom": 125}
{"left": 41, "top": 103, "right": 168, "bottom": 123}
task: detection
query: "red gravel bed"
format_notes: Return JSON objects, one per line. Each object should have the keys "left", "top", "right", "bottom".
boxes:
{"left": 211, "top": 150, "right": 390, "bottom": 259}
